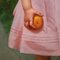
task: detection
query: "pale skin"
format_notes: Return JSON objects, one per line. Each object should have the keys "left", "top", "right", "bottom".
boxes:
{"left": 21, "top": 0, "right": 51, "bottom": 60}
{"left": 21, "top": 0, "right": 43, "bottom": 28}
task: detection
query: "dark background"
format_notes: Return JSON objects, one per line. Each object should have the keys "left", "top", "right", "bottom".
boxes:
{"left": 0, "top": 0, "right": 17, "bottom": 33}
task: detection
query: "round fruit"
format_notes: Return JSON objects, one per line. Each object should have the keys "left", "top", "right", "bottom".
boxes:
{"left": 24, "top": 14, "right": 44, "bottom": 31}
{"left": 33, "top": 14, "right": 43, "bottom": 29}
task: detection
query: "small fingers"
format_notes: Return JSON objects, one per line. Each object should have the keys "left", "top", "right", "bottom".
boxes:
{"left": 34, "top": 10, "right": 44, "bottom": 16}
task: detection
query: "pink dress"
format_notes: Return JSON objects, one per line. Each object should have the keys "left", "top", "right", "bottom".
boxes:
{"left": 8, "top": 0, "right": 60, "bottom": 56}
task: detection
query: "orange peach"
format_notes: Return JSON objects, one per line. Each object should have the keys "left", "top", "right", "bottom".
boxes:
{"left": 33, "top": 14, "right": 43, "bottom": 29}
{"left": 24, "top": 14, "right": 44, "bottom": 31}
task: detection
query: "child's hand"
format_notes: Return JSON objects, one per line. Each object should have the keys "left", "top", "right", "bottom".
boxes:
{"left": 24, "top": 8, "right": 43, "bottom": 30}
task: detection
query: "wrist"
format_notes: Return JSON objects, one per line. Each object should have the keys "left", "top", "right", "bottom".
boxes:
{"left": 23, "top": 5, "right": 32, "bottom": 12}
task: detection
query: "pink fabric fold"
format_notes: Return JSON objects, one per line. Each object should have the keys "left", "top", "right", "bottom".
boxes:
{"left": 8, "top": 0, "right": 60, "bottom": 56}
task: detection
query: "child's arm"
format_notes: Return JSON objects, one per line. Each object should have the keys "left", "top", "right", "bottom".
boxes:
{"left": 21, "top": 0, "right": 43, "bottom": 29}
{"left": 21, "top": 0, "right": 32, "bottom": 11}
